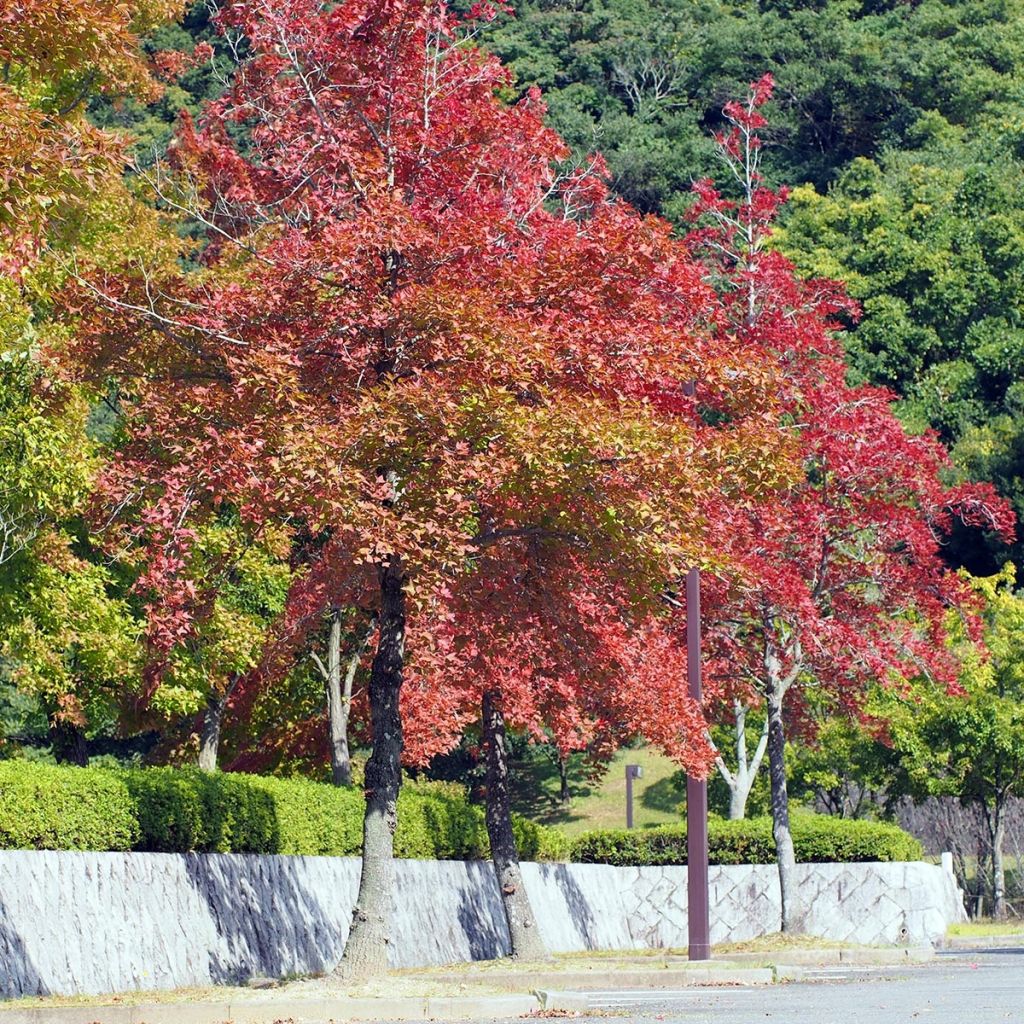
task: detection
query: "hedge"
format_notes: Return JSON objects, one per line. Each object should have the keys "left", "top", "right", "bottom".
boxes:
{"left": 0, "top": 760, "right": 571, "bottom": 860}
{"left": 571, "top": 814, "right": 923, "bottom": 866}
{"left": 0, "top": 761, "right": 139, "bottom": 852}
{"left": 0, "top": 761, "right": 920, "bottom": 864}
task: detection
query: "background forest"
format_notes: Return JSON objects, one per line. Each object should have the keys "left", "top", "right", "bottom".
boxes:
{"left": 4, "top": 0, "right": 1024, "bottom": 931}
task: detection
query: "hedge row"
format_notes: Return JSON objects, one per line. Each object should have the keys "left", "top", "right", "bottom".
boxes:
{"left": 570, "top": 814, "right": 923, "bottom": 865}
{"left": 0, "top": 762, "right": 921, "bottom": 863}
{"left": 0, "top": 761, "right": 496, "bottom": 858}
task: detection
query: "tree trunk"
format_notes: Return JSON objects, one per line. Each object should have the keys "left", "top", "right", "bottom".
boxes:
{"left": 482, "top": 690, "right": 548, "bottom": 960}
{"left": 988, "top": 804, "right": 1007, "bottom": 921}
{"left": 336, "top": 557, "right": 406, "bottom": 980}
{"left": 50, "top": 717, "right": 88, "bottom": 766}
{"left": 729, "top": 779, "right": 750, "bottom": 821}
{"left": 325, "top": 609, "right": 353, "bottom": 787}
{"left": 715, "top": 700, "right": 768, "bottom": 821}
{"left": 198, "top": 690, "right": 226, "bottom": 772}
{"left": 557, "top": 753, "right": 571, "bottom": 806}
{"left": 766, "top": 681, "right": 801, "bottom": 933}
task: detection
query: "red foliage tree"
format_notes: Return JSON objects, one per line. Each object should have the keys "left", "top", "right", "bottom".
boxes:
{"left": 688, "top": 77, "right": 1016, "bottom": 931}
{"left": 63, "top": 1, "right": 788, "bottom": 973}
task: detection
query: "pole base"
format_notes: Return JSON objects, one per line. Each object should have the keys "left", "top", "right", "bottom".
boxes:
{"left": 687, "top": 942, "right": 712, "bottom": 961}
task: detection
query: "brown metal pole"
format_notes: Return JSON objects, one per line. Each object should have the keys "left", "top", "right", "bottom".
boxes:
{"left": 686, "top": 565, "right": 711, "bottom": 960}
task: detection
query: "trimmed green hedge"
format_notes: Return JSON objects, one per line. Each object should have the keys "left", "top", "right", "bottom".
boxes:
{"left": 0, "top": 761, "right": 139, "bottom": 852}
{"left": 0, "top": 761, "right": 920, "bottom": 864}
{"left": 571, "top": 814, "right": 923, "bottom": 866}
{"left": 0, "top": 761, "right": 489, "bottom": 857}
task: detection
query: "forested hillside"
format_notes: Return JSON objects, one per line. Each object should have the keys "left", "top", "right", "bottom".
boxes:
{"left": 476, "top": 0, "right": 1024, "bottom": 572}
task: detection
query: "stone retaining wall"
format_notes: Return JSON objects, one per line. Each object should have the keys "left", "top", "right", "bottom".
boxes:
{"left": 0, "top": 852, "right": 964, "bottom": 998}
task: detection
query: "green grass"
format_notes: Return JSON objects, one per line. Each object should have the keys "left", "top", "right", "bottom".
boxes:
{"left": 509, "top": 745, "right": 685, "bottom": 836}
{"left": 947, "top": 920, "right": 1024, "bottom": 937}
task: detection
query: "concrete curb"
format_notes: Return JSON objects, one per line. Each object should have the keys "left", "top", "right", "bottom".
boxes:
{"left": 424, "top": 964, "right": 774, "bottom": 991}
{"left": 0, "top": 965, "right": 779, "bottom": 1024}
{"left": 940, "top": 935, "right": 1024, "bottom": 950}
{"left": 724, "top": 946, "right": 934, "bottom": 966}
{"left": 0, "top": 993, "right": 542, "bottom": 1024}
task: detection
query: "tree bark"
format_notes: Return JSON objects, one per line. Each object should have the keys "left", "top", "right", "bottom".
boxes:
{"left": 716, "top": 700, "right": 769, "bottom": 821}
{"left": 988, "top": 803, "right": 1007, "bottom": 920}
{"left": 50, "top": 717, "right": 88, "bottom": 766}
{"left": 198, "top": 689, "right": 226, "bottom": 773}
{"left": 557, "top": 752, "right": 571, "bottom": 806}
{"left": 336, "top": 557, "right": 406, "bottom": 980}
{"left": 482, "top": 690, "right": 547, "bottom": 960}
{"left": 765, "top": 679, "right": 801, "bottom": 933}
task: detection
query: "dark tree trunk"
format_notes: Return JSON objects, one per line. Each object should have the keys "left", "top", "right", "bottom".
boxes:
{"left": 336, "top": 557, "right": 406, "bottom": 980}
{"left": 198, "top": 690, "right": 226, "bottom": 773}
{"left": 765, "top": 681, "right": 801, "bottom": 933}
{"left": 50, "top": 718, "right": 88, "bottom": 766}
{"left": 325, "top": 608, "right": 352, "bottom": 787}
{"left": 482, "top": 690, "right": 547, "bottom": 960}
{"left": 557, "top": 753, "right": 571, "bottom": 806}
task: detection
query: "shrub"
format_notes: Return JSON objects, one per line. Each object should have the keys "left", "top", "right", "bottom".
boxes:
{"left": 395, "top": 780, "right": 487, "bottom": 859}
{"left": 0, "top": 761, "right": 138, "bottom": 851}
{"left": 0, "top": 761, "right": 493, "bottom": 858}
{"left": 470, "top": 812, "right": 570, "bottom": 862}
{"left": 123, "top": 767, "right": 277, "bottom": 853}
{"left": 533, "top": 822, "right": 572, "bottom": 862}
{"left": 246, "top": 774, "right": 364, "bottom": 856}
{"left": 570, "top": 814, "right": 922, "bottom": 865}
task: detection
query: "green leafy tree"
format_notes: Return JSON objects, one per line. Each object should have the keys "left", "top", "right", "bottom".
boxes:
{"left": 778, "top": 127, "right": 1024, "bottom": 571}
{"left": 147, "top": 519, "right": 293, "bottom": 772}
{"left": 886, "top": 566, "right": 1024, "bottom": 919}
{"left": 479, "top": 0, "right": 1024, "bottom": 208}
{"left": 787, "top": 717, "right": 903, "bottom": 820}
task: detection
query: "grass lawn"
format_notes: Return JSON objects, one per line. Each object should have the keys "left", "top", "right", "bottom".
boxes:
{"left": 947, "top": 920, "right": 1024, "bottom": 937}
{"left": 509, "top": 745, "right": 686, "bottom": 835}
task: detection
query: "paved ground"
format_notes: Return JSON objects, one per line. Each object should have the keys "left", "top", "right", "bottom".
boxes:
{"left": 553, "top": 949, "right": 1024, "bottom": 1024}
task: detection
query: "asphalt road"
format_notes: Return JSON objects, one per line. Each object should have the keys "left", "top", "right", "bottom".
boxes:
{"left": 532, "top": 949, "right": 1024, "bottom": 1024}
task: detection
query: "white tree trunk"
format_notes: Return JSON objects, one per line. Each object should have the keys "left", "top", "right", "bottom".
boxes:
{"left": 715, "top": 699, "right": 769, "bottom": 820}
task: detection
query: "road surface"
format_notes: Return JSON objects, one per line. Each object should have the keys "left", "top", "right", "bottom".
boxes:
{"left": 572, "top": 949, "right": 1024, "bottom": 1024}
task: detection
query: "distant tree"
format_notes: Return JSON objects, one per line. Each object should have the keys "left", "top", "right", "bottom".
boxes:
{"left": 787, "top": 716, "right": 902, "bottom": 821}
{"left": 479, "top": 0, "right": 1024, "bottom": 203}
{"left": 779, "top": 129, "right": 1024, "bottom": 573}
{"left": 885, "top": 566, "right": 1024, "bottom": 920}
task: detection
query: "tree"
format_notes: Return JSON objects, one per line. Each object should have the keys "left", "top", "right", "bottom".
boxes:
{"left": 787, "top": 716, "right": 901, "bottom": 821}
{"left": 885, "top": 566, "right": 1024, "bottom": 920}
{"left": 689, "top": 77, "right": 1015, "bottom": 932}
{"left": 310, "top": 608, "right": 375, "bottom": 787}
{"left": 779, "top": 128, "right": 1024, "bottom": 573}
{"left": 133, "top": 518, "right": 293, "bottom": 771}
{"left": 0, "top": 1, "right": 183, "bottom": 762}
{"left": 63, "top": 0, "right": 786, "bottom": 976}
{"left": 405, "top": 544, "right": 716, "bottom": 958}
{"left": 712, "top": 701, "right": 768, "bottom": 821}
